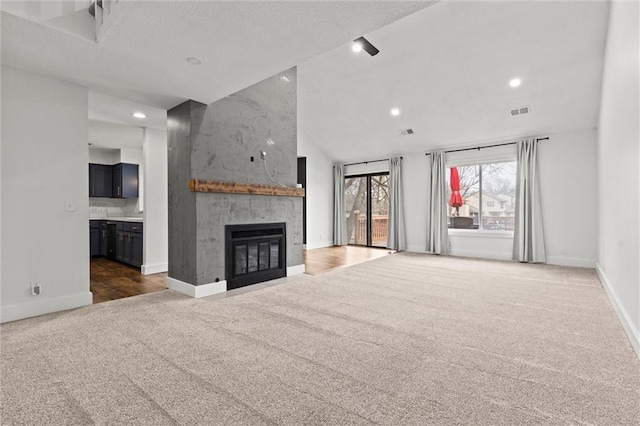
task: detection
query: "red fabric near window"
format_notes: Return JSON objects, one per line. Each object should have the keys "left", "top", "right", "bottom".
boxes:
{"left": 449, "top": 167, "right": 463, "bottom": 207}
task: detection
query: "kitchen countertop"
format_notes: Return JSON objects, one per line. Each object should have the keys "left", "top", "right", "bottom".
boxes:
{"left": 90, "top": 217, "right": 144, "bottom": 223}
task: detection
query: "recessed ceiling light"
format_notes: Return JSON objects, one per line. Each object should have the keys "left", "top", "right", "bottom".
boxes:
{"left": 390, "top": 108, "right": 401, "bottom": 117}
{"left": 352, "top": 42, "right": 363, "bottom": 53}
{"left": 509, "top": 78, "right": 522, "bottom": 88}
{"left": 133, "top": 112, "right": 146, "bottom": 119}
{"left": 187, "top": 57, "right": 201, "bottom": 65}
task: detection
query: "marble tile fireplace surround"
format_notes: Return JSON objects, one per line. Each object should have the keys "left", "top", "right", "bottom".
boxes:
{"left": 167, "top": 67, "right": 304, "bottom": 298}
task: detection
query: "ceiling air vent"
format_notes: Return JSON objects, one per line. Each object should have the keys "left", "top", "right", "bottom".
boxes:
{"left": 510, "top": 106, "right": 530, "bottom": 117}
{"left": 400, "top": 128, "right": 414, "bottom": 136}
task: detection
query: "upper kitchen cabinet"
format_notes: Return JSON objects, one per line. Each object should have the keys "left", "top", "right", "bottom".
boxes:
{"left": 112, "top": 163, "right": 139, "bottom": 198}
{"left": 89, "top": 164, "right": 113, "bottom": 197}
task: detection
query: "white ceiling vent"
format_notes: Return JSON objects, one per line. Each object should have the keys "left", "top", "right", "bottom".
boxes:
{"left": 400, "top": 128, "right": 414, "bottom": 135}
{"left": 510, "top": 106, "right": 530, "bottom": 117}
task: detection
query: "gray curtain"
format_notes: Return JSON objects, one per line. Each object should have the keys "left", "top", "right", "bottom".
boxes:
{"left": 333, "top": 164, "right": 348, "bottom": 246}
{"left": 426, "top": 151, "right": 449, "bottom": 254}
{"left": 387, "top": 157, "right": 406, "bottom": 250}
{"left": 513, "top": 138, "right": 546, "bottom": 262}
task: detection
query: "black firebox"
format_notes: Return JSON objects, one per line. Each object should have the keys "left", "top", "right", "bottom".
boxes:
{"left": 225, "top": 223, "right": 286, "bottom": 290}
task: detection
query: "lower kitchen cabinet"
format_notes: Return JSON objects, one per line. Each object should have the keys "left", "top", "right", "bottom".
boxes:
{"left": 99, "top": 223, "right": 108, "bottom": 256}
{"left": 107, "top": 224, "right": 117, "bottom": 259}
{"left": 130, "top": 232, "right": 143, "bottom": 268}
{"left": 92, "top": 220, "right": 143, "bottom": 269}
{"left": 90, "top": 226, "right": 100, "bottom": 257}
{"left": 116, "top": 229, "right": 127, "bottom": 263}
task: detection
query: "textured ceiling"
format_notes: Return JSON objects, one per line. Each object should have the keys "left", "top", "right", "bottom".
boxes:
{"left": 1, "top": 1, "right": 435, "bottom": 109}
{"left": 3, "top": 1, "right": 609, "bottom": 161}
{"left": 298, "top": 0, "right": 610, "bottom": 162}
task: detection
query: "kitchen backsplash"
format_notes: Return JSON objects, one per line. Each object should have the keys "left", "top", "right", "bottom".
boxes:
{"left": 89, "top": 198, "right": 142, "bottom": 218}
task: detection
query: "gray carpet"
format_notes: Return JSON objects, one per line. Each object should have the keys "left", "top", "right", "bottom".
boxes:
{"left": 1, "top": 252, "right": 639, "bottom": 425}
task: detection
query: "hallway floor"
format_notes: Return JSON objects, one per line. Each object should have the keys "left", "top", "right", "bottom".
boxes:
{"left": 90, "top": 258, "right": 167, "bottom": 304}
{"left": 91, "top": 246, "right": 394, "bottom": 303}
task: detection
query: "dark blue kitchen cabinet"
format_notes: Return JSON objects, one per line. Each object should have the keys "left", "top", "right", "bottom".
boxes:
{"left": 89, "top": 163, "right": 138, "bottom": 198}
{"left": 112, "top": 163, "right": 139, "bottom": 198}
{"left": 90, "top": 227, "right": 100, "bottom": 257}
{"left": 95, "top": 220, "right": 143, "bottom": 269}
{"left": 129, "top": 226, "right": 143, "bottom": 268}
{"left": 116, "top": 225, "right": 127, "bottom": 263}
{"left": 99, "top": 222, "right": 108, "bottom": 256}
{"left": 106, "top": 224, "right": 117, "bottom": 259}
{"left": 91, "top": 221, "right": 108, "bottom": 257}
{"left": 89, "top": 164, "right": 113, "bottom": 198}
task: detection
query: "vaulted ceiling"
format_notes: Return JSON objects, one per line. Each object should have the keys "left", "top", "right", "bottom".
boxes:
{"left": 298, "top": 0, "right": 610, "bottom": 162}
{"left": 2, "top": 1, "right": 609, "bottom": 160}
{"left": 1, "top": 1, "right": 434, "bottom": 108}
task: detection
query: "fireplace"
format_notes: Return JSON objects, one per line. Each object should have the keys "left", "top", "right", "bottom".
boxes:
{"left": 225, "top": 223, "right": 286, "bottom": 290}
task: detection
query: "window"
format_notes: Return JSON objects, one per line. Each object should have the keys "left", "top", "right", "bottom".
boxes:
{"left": 344, "top": 173, "right": 389, "bottom": 247}
{"left": 446, "top": 161, "right": 517, "bottom": 231}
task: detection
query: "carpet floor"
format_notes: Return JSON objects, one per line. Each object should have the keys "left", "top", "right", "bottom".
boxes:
{"left": 1, "top": 253, "right": 639, "bottom": 425}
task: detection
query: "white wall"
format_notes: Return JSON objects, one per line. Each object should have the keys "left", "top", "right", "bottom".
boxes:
{"left": 404, "top": 128, "right": 598, "bottom": 268}
{"left": 1, "top": 67, "right": 92, "bottom": 323}
{"left": 596, "top": 0, "right": 639, "bottom": 355}
{"left": 539, "top": 128, "right": 598, "bottom": 267}
{"left": 88, "top": 147, "right": 119, "bottom": 164}
{"left": 297, "top": 137, "right": 334, "bottom": 250}
{"left": 119, "top": 147, "right": 142, "bottom": 164}
{"left": 404, "top": 152, "right": 429, "bottom": 253}
{"left": 142, "top": 127, "right": 169, "bottom": 274}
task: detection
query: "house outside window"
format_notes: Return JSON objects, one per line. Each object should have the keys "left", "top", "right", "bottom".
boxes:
{"left": 446, "top": 161, "right": 517, "bottom": 231}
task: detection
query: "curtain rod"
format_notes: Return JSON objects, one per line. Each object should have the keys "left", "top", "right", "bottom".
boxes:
{"left": 425, "top": 137, "right": 549, "bottom": 156}
{"left": 342, "top": 157, "right": 403, "bottom": 167}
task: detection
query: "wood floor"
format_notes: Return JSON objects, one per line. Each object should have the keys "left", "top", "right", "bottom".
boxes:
{"left": 303, "top": 245, "right": 394, "bottom": 275}
{"left": 90, "top": 258, "right": 167, "bottom": 304}
{"left": 91, "top": 246, "right": 393, "bottom": 304}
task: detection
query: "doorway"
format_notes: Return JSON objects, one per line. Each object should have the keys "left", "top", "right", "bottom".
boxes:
{"left": 297, "top": 157, "right": 306, "bottom": 245}
{"left": 344, "top": 173, "right": 389, "bottom": 247}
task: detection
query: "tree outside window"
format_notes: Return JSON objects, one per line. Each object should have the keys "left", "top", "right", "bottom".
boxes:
{"left": 446, "top": 161, "right": 517, "bottom": 231}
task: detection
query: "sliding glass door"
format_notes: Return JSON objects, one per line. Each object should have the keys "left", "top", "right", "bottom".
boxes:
{"left": 345, "top": 173, "right": 389, "bottom": 247}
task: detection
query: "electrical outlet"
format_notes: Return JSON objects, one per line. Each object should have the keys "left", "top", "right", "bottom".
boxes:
{"left": 31, "top": 282, "right": 41, "bottom": 296}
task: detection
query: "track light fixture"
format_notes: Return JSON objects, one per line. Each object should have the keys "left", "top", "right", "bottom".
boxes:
{"left": 352, "top": 36, "right": 379, "bottom": 56}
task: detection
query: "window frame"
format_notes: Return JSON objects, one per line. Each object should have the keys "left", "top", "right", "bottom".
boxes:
{"left": 446, "top": 159, "right": 517, "bottom": 235}
{"left": 344, "top": 172, "right": 390, "bottom": 247}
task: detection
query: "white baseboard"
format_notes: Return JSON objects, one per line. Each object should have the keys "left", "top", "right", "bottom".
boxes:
{"left": 1, "top": 292, "right": 93, "bottom": 323}
{"left": 287, "top": 264, "right": 306, "bottom": 276}
{"left": 304, "top": 240, "right": 334, "bottom": 250}
{"left": 141, "top": 262, "right": 168, "bottom": 275}
{"left": 166, "top": 277, "right": 227, "bottom": 298}
{"left": 406, "top": 247, "right": 596, "bottom": 269}
{"left": 596, "top": 263, "right": 640, "bottom": 358}
{"left": 406, "top": 245, "right": 429, "bottom": 254}
{"left": 449, "top": 249, "right": 512, "bottom": 261}
{"left": 546, "top": 256, "right": 595, "bottom": 268}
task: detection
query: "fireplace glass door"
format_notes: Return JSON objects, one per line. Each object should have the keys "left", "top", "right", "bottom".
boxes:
{"left": 226, "top": 223, "right": 286, "bottom": 290}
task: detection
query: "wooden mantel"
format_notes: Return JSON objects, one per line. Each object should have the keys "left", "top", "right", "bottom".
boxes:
{"left": 189, "top": 179, "right": 305, "bottom": 197}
